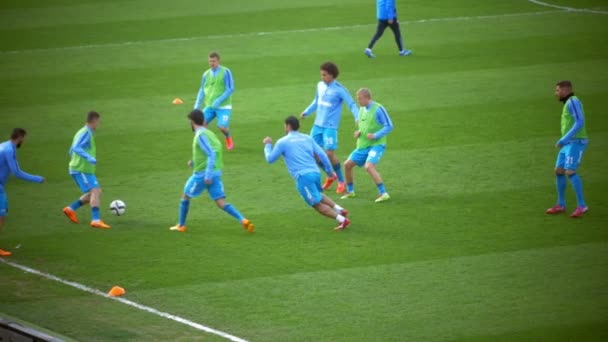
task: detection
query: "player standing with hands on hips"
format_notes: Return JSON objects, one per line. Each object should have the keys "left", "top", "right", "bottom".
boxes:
{"left": 364, "top": 0, "right": 413, "bottom": 58}
{"left": 546, "top": 81, "right": 589, "bottom": 218}
{"left": 0, "top": 128, "right": 45, "bottom": 256}
{"left": 301, "top": 62, "right": 359, "bottom": 194}
{"left": 194, "top": 52, "right": 236, "bottom": 150}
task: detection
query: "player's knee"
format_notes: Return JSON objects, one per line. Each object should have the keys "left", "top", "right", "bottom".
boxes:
{"left": 565, "top": 170, "right": 576, "bottom": 176}
{"left": 91, "top": 188, "right": 101, "bottom": 195}
{"left": 364, "top": 162, "right": 376, "bottom": 172}
{"left": 554, "top": 168, "right": 565, "bottom": 175}
{"left": 344, "top": 160, "right": 355, "bottom": 169}
{"left": 181, "top": 194, "right": 190, "bottom": 201}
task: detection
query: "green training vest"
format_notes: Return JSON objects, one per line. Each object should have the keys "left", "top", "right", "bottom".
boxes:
{"left": 357, "top": 102, "right": 387, "bottom": 149}
{"left": 69, "top": 126, "right": 96, "bottom": 174}
{"left": 192, "top": 128, "right": 223, "bottom": 173}
{"left": 203, "top": 66, "right": 232, "bottom": 108}
{"left": 561, "top": 96, "right": 588, "bottom": 140}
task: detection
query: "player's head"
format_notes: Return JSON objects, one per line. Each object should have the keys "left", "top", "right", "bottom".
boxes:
{"left": 10, "top": 128, "right": 27, "bottom": 148}
{"left": 356, "top": 88, "right": 372, "bottom": 106}
{"left": 284, "top": 115, "right": 300, "bottom": 132}
{"left": 86, "top": 111, "right": 101, "bottom": 130}
{"left": 320, "top": 62, "right": 339, "bottom": 84}
{"left": 555, "top": 80, "right": 573, "bottom": 100}
{"left": 188, "top": 109, "right": 206, "bottom": 131}
{"left": 208, "top": 52, "right": 220, "bottom": 69}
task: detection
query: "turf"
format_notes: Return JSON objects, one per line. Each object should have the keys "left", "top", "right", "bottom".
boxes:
{"left": 1, "top": 0, "right": 607, "bottom": 341}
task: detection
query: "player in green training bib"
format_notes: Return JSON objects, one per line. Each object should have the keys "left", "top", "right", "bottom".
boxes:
{"left": 546, "top": 80, "right": 589, "bottom": 218}
{"left": 170, "top": 109, "right": 254, "bottom": 233}
{"left": 341, "top": 88, "right": 394, "bottom": 203}
{"left": 194, "top": 52, "right": 236, "bottom": 150}
{"left": 62, "top": 111, "right": 111, "bottom": 229}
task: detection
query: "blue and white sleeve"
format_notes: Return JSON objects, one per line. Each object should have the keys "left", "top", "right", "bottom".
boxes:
{"left": 194, "top": 74, "right": 207, "bottom": 109}
{"left": 7, "top": 150, "right": 43, "bottom": 183}
{"left": 559, "top": 99, "right": 585, "bottom": 144}
{"left": 313, "top": 141, "right": 333, "bottom": 175}
{"left": 70, "top": 131, "right": 96, "bottom": 164}
{"left": 372, "top": 106, "right": 394, "bottom": 139}
{"left": 264, "top": 140, "right": 284, "bottom": 163}
{"left": 340, "top": 87, "right": 359, "bottom": 121}
{"left": 303, "top": 92, "right": 318, "bottom": 117}
{"left": 213, "top": 69, "right": 235, "bottom": 107}
{"left": 197, "top": 134, "right": 216, "bottom": 179}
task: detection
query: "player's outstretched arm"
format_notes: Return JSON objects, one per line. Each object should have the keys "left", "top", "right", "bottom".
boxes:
{"left": 341, "top": 87, "right": 359, "bottom": 121}
{"left": 194, "top": 74, "right": 207, "bottom": 110}
{"left": 558, "top": 99, "right": 585, "bottom": 145}
{"left": 301, "top": 93, "right": 319, "bottom": 118}
{"left": 7, "top": 151, "right": 43, "bottom": 183}
{"left": 263, "top": 137, "right": 282, "bottom": 163}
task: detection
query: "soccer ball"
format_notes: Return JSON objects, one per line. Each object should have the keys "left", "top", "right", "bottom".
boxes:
{"left": 109, "top": 200, "right": 126, "bottom": 216}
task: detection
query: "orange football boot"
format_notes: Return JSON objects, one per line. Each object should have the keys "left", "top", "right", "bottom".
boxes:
{"left": 62, "top": 207, "right": 79, "bottom": 223}
{"left": 90, "top": 220, "right": 111, "bottom": 229}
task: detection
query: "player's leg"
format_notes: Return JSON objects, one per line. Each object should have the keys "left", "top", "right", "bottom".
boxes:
{"left": 323, "top": 128, "right": 346, "bottom": 193}
{"left": 299, "top": 173, "right": 349, "bottom": 229}
{"left": 311, "top": 125, "right": 326, "bottom": 168}
{"left": 565, "top": 142, "right": 588, "bottom": 217}
{"left": 63, "top": 173, "right": 94, "bottom": 223}
{"left": 209, "top": 176, "right": 254, "bottom": 232}
{"left": 341, "top": 148, "right": 367, "bottom": 198}
{"left": 388, "top": 20, "right": 412, "bottom": 56}
{"left": 365, "top": 145, "right": 389, "bottom": 202}
{"left": 216, "top": 109, "right": 234, "bottom": 150}
{"left": 365, "top": 20, "right": 389, "bottom": 57}
{"left": 546, "top": 148, "right": 567, "bottom": 214}
{"left": 89, "top": 186, "right": 109, "bottom": 229}
{"left": 171, "top": 175, "right": 203, "bottom": 232}
{"left": 203, "top": 107, "right": 217, "bottom": 125}
{"left": 0, "top": 190, "right": 11, "bottom": 256}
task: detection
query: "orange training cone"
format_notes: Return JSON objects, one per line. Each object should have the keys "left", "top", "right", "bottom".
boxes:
{"left": 108, "top": 286, "right": 126, "bottom": 297}
{"left": 172, "top": 98, "right": 184, "bottom": 105}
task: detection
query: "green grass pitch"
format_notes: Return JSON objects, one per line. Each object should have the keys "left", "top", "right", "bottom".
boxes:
{"left": 1, "top": 0, "right": 608, "bottom": 340}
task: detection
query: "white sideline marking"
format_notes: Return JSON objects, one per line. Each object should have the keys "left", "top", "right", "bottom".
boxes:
{"left": 527, "top": 0, "right": 608, "bottom": 14}
{"left": 0, "top": 258, "right": 249, "bottom": 342}
{"left": 0, "top": 10, "right": 565, "bottom": 55}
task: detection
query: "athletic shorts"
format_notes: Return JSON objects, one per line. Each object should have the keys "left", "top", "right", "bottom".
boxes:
{"left": 296, "top": 172, "right": 323, "bottom": 207}
{"left": 348, "top": 145, "right": 386, "bottom": 167}
{"left": 183, "top": 174, "right": 225, "bottom": 200}
{"left": 310, "top": 125, "right": 338, "bottom": 151}
{"left": 0, "top": 187, "right": 7, "bottom": 217}
{"left": 71, "top": 172, "right": 100, "bottom": 193}
{"left": 555, "top": 141, "right": 587, "bottom": 171}
{"left": 203, "top": 107, "right": 232, "bottom": 129}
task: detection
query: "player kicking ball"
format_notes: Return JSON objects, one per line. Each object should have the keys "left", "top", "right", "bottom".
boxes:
{"left": 0, "top": 128, "right": 45, "bottom": 256}
{"left": 341, "top": 88, "right": 393, "bottom": 203}
{"left": 63, "top": 111, "right": 111, "bottom": 229}
{"left": 263, "top": 116, "right": 350, "bottom": 230}
{"left": 170, "top": 109, "right": 254, "bottom": 233}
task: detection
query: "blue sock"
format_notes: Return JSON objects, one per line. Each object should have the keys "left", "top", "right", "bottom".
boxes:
{"left": 333, "top": 163, "right": 344, "bottom": 182}
{"left": 377, "top": 183, "right": 386, "bottom": 195}
{"left": 223, "top": 204, "right": 245, "bottom": 221}
{"left": 91, "top": 207, "right": 100, "bottom": 221}
{"left": 179, "top": 199, "right": 190, "bottom": 226}
{"left": 568, "top": 173, "right": 586, "bottom": 207}
{"left": 347, "top": 183, "right": 354, "bottom": 193}
{"left": 69, "top": 199, "right": 83, "bottom": 211}
{"left": 556, "top": 174, "right": 566, "bottom": 206}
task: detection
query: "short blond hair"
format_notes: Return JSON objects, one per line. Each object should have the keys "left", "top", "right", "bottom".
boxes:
{"left": 357, "top": 88, "right": 372, "bottom": 99}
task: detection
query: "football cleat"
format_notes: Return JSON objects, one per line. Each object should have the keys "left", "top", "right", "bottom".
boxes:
{"left": 570, "top": 206, "right": 589, "bottom": 218}
{"left": 226, "top": 137, "right": 234, "bottom": 150}
{"left": 336, "top": 182, "right": 346, "bottom": 194}
{"left": 169, "top": 225, "right": 186, "bottom": 232}
{"left": 322, "top": 175, "right": 337, "bottom": 190}
{"left": 364, "top": 48, "right": 375, "bottom": 58}
{"left": 340, "top": 192, "right": 356, "bottom": 200}
{"left": 335, "top": 218, "right": 351, "bottom": 231}
{"left": 90, "top": 220, "right": 111, "bottom": 229}
{"left": 375, "top": 193, "right": 390, "bottom": 203}
{"left": 399, "top": 49, "right": 413, "bottom": 56}
{"left": 545, "top": 205, "right": 566, "bottom": 214}
{"left": 241, "top": 219, "right": 255, "bottom": 233}
{"left": 62, "top": 207, "right": 79, "bottom": 223}
{"left": 0, "top": 249, "right": 12, "bottom": 257}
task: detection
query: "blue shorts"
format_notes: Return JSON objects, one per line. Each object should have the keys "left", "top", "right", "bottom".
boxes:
{"left": 71, "top": 172, "right": 100, "bottom": 193}
{"left": 203, "top": 107, "right": 232, "bottom": 129}
{"left": 348, "top": 145, "right": 386, "bottom": 167}
{"left": 183, "top": 175, "right": 225, "bottom": 200}
{"left": 555, "top": 141, "right": 587, "bottom": 171}
{"left": 0, "top": 188, "right": 7, "bottom": 217}
{"left": 296, "top": 172, "right": 323, "bottom": 207}
{"left": 310, "top": 125, "right": 338, "bottom": 151}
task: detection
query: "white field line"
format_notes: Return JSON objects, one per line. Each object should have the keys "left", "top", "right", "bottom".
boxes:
{"left": 527, "top": 0, "right": 608, "bottom": 14}
{"left": 0, "top": 258, "right": 249, "bottom": 342}
{"left": 0, "top": 10, "right": 566, "bottom": 55}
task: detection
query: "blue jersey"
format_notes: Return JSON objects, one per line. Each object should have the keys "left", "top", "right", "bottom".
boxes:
{"left": 264, "top": 131, "right": 333, "bottom": 179}
{"left": 377, "top": 0, "right": 397, "bottom": 20}
{"left": 194, "top": 66, "right": 235, "bottom": 110}
{"left": 0, "top": 140, "right": 43, "bottom": 189}
{"left": 368, "top": 102, "right": 394, "bottom": 139}
{"left": 302, "top": 80, "right": 359, "bottom": 129}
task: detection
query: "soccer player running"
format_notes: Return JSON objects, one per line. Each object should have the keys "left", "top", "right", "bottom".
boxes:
{"left": 62, "top": 111, "right": 111, "bottom": 229}
{"left": 264, "top": 116, "right": 350, "bottom": 230}
{"left": 341, "top": 88, "right": 393, "bottom": 203}
{"left": 300, "top": 62, "right": 359, "bottom": 194}
{"left": 0, "top": 128, "right": 45, "bottom": 256}
{"left": 364, "top": 0, "right": 412, "bottom": 58}
{"left": 194, "top": 52, "right": 236, "bottom": 150}
{"left": 170, "top": 109, "right": 254, "bottom": 233}
{"left": 546, "top": 81, "right": 589, "bottom": 218}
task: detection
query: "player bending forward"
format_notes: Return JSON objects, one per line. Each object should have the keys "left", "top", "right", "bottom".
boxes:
{"left": 170, "top": 109, "right": 254, "bottom": 233}
{"left": 0, "top": 128, "right": 45, "bottom": 256}
{"left": 341, "top": 88, "right": 393, "bottom": 203}
{"left": 263, "top": 116, "right": 350, "bottom": 230}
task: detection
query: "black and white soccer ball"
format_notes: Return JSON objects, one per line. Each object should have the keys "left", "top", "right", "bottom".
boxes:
{"left": 109, "top": 200, "right": 126, "bottom": 216}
